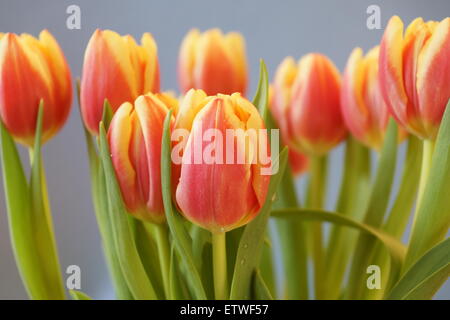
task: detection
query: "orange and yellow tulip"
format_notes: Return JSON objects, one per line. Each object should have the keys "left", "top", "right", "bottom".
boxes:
{"left": 178, "top": 29, "right": 247, "bottom": 96}
{"left": 81, "top": 29, "right": 160, "bottom": 135}
{"left": 0, "top": 30, "right": 72, "bottom": 146}
{"left": 379, "top": 16, "right": 450, "bottom": 140}
{"left": 108, "top": 93, "right": 172, "bottom": 223}
{"left": 341, "top": 46, "right": 391, "bottom": 150}
{"left": 271, "top": 53, "right": 346, "bottom": 156}
{"left": 174, "top": 90, "right": 270, "bottom": 233}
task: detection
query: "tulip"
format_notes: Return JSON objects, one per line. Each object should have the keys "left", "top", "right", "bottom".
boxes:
{"left": 108, "top": 93, "right": 172, "bottom": 223}
{"left": 174, "top": 91, "right": 271, "bottom": 233}
{"left": 379, "top": 16, "right": 450, "bottom": 140}
{"left": 0, "top": 30, "right": 72, "bottom": 146}
{"left": 341, "top": 46, "right": 393, "bottom": 149}
{"left": 271, "top": 53, "right": 346, "bottom": 156}
{"left": 178, "top": 29, "right": 247, "bottom": 96}
{"left": 81, "top": 29, "right": 160, "bottom": 135}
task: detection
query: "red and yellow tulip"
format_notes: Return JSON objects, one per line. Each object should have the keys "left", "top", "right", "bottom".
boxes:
{"left": 271, "top": 53, "right": 346, "bottom": 156}
{"left": 178, "top": 29, "right": 247, "bottom": 96}
{"left": 379, "top": 16, "right": 450, "bottom": 140}
{"left": 81, "top": 29, "right": 160, "bottom": 135}
{"left": 0, "top": 30, "right": 72, "bottom": 146}
{"left": 108, "top": 93, "right": 172, "bottom": 223}
{"left": 341, "top": 46, "right": 392, "bottom": 150}
{"left": 174, "top": 90, "right": 270, "bottom": 233}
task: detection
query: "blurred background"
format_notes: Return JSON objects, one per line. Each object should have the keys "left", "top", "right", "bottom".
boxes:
{"left": 0, "top": 0, "right": 448, "bottom": 299}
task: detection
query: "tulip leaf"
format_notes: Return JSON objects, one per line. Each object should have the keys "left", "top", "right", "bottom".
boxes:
{"left": 0, "top": 120, "right": 45, "bottom": 299}
{"left": 253, "top": 59, "right": 269, "bottom": 121}
{"left": 387, "top": 237, "right": 450, "bottom": 300}
{"left": 98, "top": 122, "right": 158, "bottom": 300}
{"left": 405, "top": 99, "right": 450, "bottom": 269}
{"left": 270, "top": 208, "right": 406, "bottom": 274}
{"left": 77, "top": 79, "right": 132, "bottom": 300}
{"left": 160, "top": 111, "right": 207, "bottom": 300}
{"left": 252, "top": 270, "right": 274, "bottom": 300}
{"left": 102, "top": 99, "right": 113, "bottom": 131}
{"left": 28, "top": 102, "right": 66, "bottom": 299}
{"left": 230, "top": 147, "right": 288, "bottom": 299}
{"left": 346, "top": 119, "right": 398, "bottom": 299}
{"left": 69, "top": 290, "right": 93, "bottom": 300}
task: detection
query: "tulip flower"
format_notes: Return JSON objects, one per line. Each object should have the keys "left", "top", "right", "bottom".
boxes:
{"left": 271, "top": 53, "right": 346, "bottom": 156}
{"left": 178, "top": 29, "right": 247, "bottom": 96}
{"left": 81, "top": 29, "right": 160, "bottom": 135}
{"left": 341, "top": 46, "right": 393, "bottom": 150}
{"left": 174, "top": 90, "right": 271, "bottom": 233}
{"left": 108, "top": 93, "right": 172, "bottom": 223}
{"left": 0, "top": 30, "right": 72, "bottom": 146}
{"left": 379, "top": 16, "right": 450, "bottom": 140}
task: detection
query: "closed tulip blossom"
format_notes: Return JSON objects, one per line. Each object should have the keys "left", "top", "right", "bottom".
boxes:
{"left": 108, "top": 93, "right": 172, "bottom": 223}
{"left": 178, "top": 29, "right": 247, "bottom": 96}
{"left": 379, "top": 16, "right": 450, "bottom": 140}
{"left": 81, "top": 29, "right": 160, "bottom": 135}
{"left": 341, "top": 46, "right": 393, "bottom": 149}
{"left": 174, "top": 91, "right": 271, "bottom": 233}
{"left": 271, "top": 53, "right": 346, "bottom": 156}
{"left": 0, "top": 31, "right": 72, "bottom": 146}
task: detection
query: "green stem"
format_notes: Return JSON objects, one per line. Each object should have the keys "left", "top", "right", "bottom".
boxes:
{"left": 306, "top": 154, "right": 328, "bottom": 300}
{"left": 154, "top": 223, "right": 171, "bottom": 298}
{"left": 212, "top": 232, "right": 228, "bottom": 300}
{"left": 414, "top": 139, "right": 435, "bottom": 222}
{"left": 274, "top": 164, "right": 309, "bottom": 300}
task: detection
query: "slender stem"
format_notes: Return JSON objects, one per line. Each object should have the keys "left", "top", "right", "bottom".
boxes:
{"left": 414, "top": 139, "right": 435, "bottom": 218}
{"left": 154, "top": 223, "right": 171, "bottom": 298}
{"left": 306, "top": 154, "right": 328, "bottom": 300}
{"left": 212, "top": 231, "right": 228, "bottom": 300}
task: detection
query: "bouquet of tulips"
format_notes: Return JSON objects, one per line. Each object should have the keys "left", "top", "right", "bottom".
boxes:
{"left": 0, "top": 15, "right": 449, "bottom": 301}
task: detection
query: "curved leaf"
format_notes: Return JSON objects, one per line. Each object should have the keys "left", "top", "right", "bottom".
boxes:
{"left": 99, "top": 123, "right": 157, "bottom": 300}
{"left": 252, "top": 270, "right": 273, "bottom": 300}
{"left": 405, "top": 99, "right": 450, "bottom": 269}
{"left": 271, "top": 208, "right": 406, "bottom": 276}
{"left": 230, "top": 147, "right": 288, "bottom": 299}
{"left": 160, "top": 111, "right": 207, "bottom": 300}
{"left": 388, "top": 237, "right": 450, "bottom": 300}
{"left": 69, "top": 290, "right": 92, "bottom": 300}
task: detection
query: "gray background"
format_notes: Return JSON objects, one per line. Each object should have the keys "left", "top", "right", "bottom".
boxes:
{"left": 0, "top": 0, "right": 448, "bottom": 299}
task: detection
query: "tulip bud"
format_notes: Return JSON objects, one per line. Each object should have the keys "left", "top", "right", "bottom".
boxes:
{"left": 108, "top": 93, "right": 171, "bottom": 223}
{"left": 269, "top": 85, "right": 308, "bottom": 175}
{"left": 379, "top": 16, "right": 450, "bottom": 140}
{"left": 174, "top": 92, "right": 270, "bottom": 232}
{"left": 81, "top": 29, "right": 160, "bottom": 135}
{"left": 0, "top": 31, "right": 72, "bottom": 146}
{"left": 341, "top": 46, "right": 392, "bottom": 149}
{"left": 271, "top": 54, "right": 346, "bottom": 156}
{"left": 178, "top": 29, "right": 247, "bottom": 96}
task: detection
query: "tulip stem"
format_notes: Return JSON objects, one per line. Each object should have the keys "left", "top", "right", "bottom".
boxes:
{"left": 212, "top": 231, "right": 228, "bottom": 300}
{"left": 154, "top": 223, "right": 171, "bottom": 299}
{"left": 306, "top": 154, "right": 328, "bottom": 300}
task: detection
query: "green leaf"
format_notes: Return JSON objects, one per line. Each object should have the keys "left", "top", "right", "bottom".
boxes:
{"left": 271, "top": 208, "right": 406, "bottom": 274}
{"left": 69, "top": 290, "right": 93, "bottom": 300}
{"left": 346, "top": 119, "right": 398, "bottom": 299}
{"left": 101, "top": 99, "right": 113, "bottom": 131}
{"left": 1, "top": 118, "right": 42, "bottom": 299}
{"left": 230, "top": 147, "right": 288, "bottom": 299}
{"left": 253, "top": 59, "right": 269, "bottom": 121}
{"left": 98, "top": 123, "right": 157, "bottom": 300}
{"left": 388, "top": 237, "right": 450, "bottom": 300}
{"left": 77, "top": 79, "right": 132, "bottom": 300}
{"left": 405, "top": 99, "right": 450, "bottom": 269}
{"left": 160, "top": 111, "right": 207, "bottom": 300}
{"left": 252, "top": 270, "right": 274, "bottom": 300}
{"left": 28, "top": 102, "right": 65, "bottom": 299}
